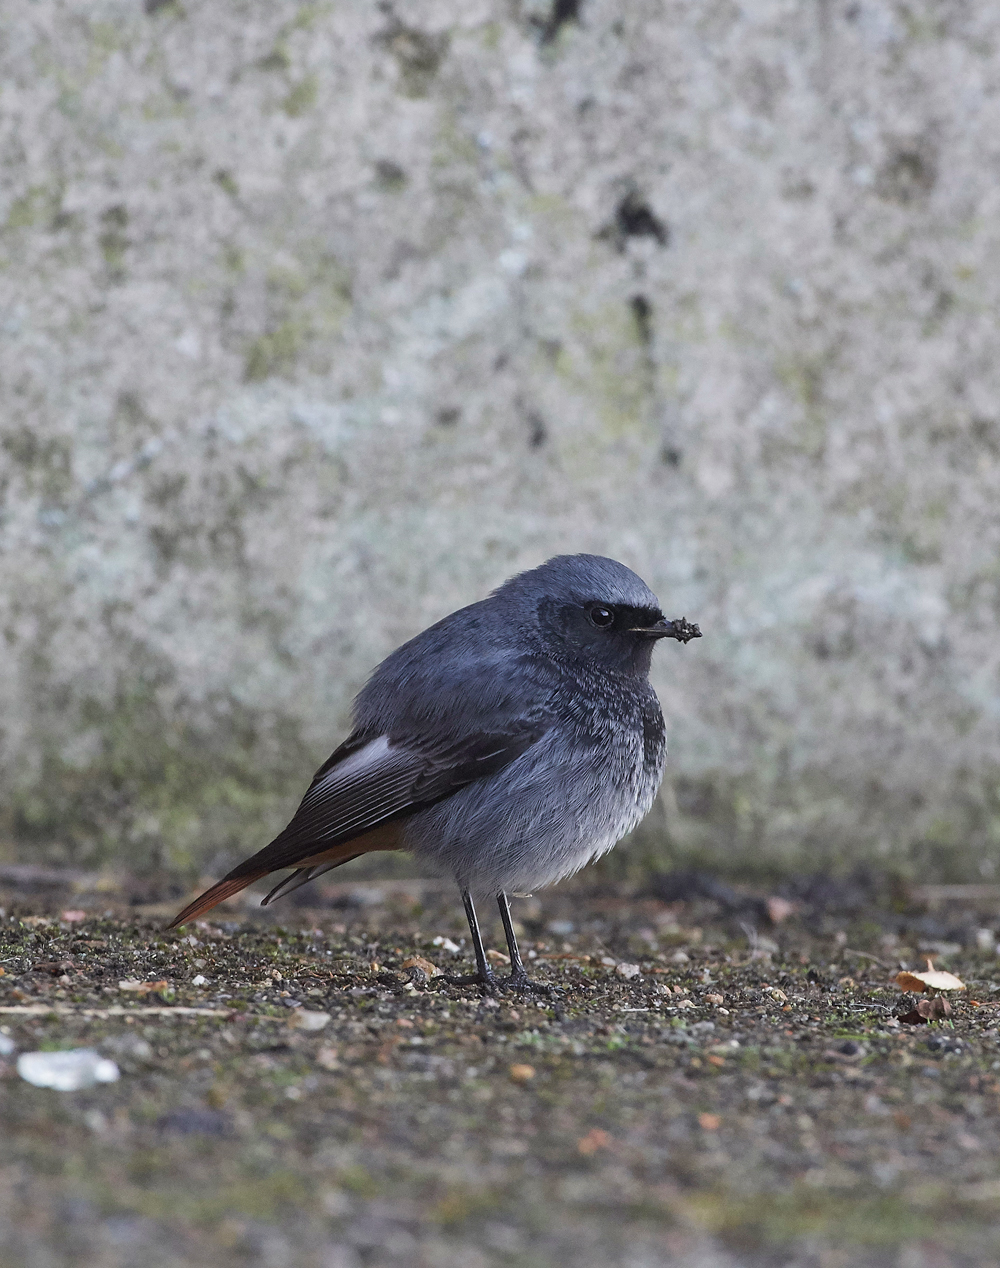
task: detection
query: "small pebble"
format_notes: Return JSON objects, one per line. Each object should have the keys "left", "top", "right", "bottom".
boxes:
{"left": 289, "top": 1009, "right": 331, "bottom": 1032}
{"left": 17, "top": 1050, "right": 119, "bottom": 1091}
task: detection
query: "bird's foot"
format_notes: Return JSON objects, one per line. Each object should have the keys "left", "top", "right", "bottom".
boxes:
{"left": 437, "top": 967, "right": 558, "bottom": 997}
{"left": 502, "top": 967, "right": 559, "bottom": 996}
{"left": 438, "top": 969, "right": 500, "bottom": 995}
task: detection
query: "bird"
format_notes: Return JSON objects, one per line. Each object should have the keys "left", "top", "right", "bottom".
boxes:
{"left": 167, "top": 554, "right": 701, "bottom": 991}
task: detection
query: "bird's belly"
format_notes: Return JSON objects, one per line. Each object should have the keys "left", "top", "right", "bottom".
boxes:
{"left": 403, "top": 726, "right": 664, "bottom": 894}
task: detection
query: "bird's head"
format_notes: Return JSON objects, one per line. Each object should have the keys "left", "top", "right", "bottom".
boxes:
{"left": 495, "top": 554, "right": 701, "bottom": 677}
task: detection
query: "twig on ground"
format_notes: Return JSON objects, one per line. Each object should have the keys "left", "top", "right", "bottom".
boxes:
{"left": 0, "top": 1005, "right": 285, "bottom": 1020}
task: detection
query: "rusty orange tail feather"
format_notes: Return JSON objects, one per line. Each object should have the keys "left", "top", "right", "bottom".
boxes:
{"left": 166, "top": 871, "right": 269, "bottom": 929}
{"left": 166, "top": 826, "right": 405, "bottom": 929}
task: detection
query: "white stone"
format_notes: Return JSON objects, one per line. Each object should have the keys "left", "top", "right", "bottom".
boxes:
{"left": 17, "top": 1050, "right": 120, "bottom": 1091}
{"left": 289, "top": 1010, "right": 331, "bottom": 1032}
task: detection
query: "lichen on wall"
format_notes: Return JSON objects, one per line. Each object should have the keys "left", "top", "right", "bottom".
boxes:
{"left": 1, "top": 1, "right": 999, "bottom": 880}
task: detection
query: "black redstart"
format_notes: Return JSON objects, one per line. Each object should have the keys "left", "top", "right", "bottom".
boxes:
{"left": 168, "top": 555, "right": 701, "bottom": 990}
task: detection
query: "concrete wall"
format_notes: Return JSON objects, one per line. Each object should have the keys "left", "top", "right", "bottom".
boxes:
{"left": 2, "top": 0, "right": 999, "bottom": 880}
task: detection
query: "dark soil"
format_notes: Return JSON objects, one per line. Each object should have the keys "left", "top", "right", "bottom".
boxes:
{"left": 3, "top": 871, "right": 1000, "bottom": 1267}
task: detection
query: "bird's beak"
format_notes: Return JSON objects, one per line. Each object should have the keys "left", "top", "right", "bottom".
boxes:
{"left": 631, "top": 617, "right": 703, "bottom": 643}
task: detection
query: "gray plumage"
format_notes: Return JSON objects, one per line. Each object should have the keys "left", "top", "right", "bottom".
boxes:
{"left": 385, "top": 556, "right": 669, "bottom": 893}
{"left": 168, "top": 554, "right": 700, "bottom": 990}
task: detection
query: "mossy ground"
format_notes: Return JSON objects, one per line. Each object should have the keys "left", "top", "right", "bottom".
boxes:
{"left": 2, "top": 873, "right": 1000, "bottom": 1267}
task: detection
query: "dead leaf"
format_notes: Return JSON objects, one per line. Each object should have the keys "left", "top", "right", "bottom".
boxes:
{"left": 895, "top": 962, "right": 965, "bottom": 992}
{"left": 118, "top": 979, "right": 170, "bottom": 994}
{"left": 898, "top": 997, "right": 954, "bottom": 1024}
{"left": 33, "top": 961, "right": 75, "bottom": 976}
{"left": 706, "top": 1054, "right": 725, "bottom": 1068}
{"left": 400, "top": 956, "right": 440, "bottom": 978}
{"left": 577, "top": 1128, "right": 612, "bottom": 1156}
{"left": 485, "top": 949, "right": 511, "bottom": 965}
{"left": 508, "top": 1063, "right": 535, "bottom": 1083}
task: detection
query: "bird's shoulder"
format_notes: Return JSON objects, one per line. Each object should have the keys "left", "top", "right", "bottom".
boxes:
{"left": 354, "top": 602, "right": 561, "bottom": 737}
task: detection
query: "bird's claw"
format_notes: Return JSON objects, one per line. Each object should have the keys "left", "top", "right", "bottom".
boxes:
{"left": 439, "top": 970, "right": 500, "bottom": 995}
{"left": 437, "top": 968, "right": 558, "bottom": 997}
{"left": 504, "top": 968, "right": 560, "bottom": 996}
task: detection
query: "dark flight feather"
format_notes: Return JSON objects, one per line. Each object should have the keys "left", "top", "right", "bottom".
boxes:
{"left": 167, "top": 721, "right": 548, "bottom": 927}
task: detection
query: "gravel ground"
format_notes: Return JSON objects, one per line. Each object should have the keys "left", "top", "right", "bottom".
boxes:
{"left": 2, "top": 872, "right": 1000, "bottom": 1268}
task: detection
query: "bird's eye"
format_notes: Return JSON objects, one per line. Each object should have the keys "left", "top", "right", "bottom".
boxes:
{"left": 589, "top": 605, "right": 615, "bottom": 628}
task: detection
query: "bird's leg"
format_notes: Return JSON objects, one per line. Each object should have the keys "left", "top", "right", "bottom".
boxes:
{"left": 463, "top": 889, "right": 496, "bottom": 987}
{"left": 440, "top": 889, "right": 499, "bottom": 992}
{"left": 497, "top": 891, "right": 555, "bottom": 995}
{"left": 496, "top": 891, "right": 528, "bottom": 981}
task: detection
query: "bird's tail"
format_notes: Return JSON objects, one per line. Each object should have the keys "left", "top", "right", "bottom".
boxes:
{"left": 165, "top": 834, "right": 394, "bottom": 929}
{"left": 260, "top": 856, "right": 361, "bottom": 906}
{"left": 166, "top": 870, "right": 270, "bottom": 929}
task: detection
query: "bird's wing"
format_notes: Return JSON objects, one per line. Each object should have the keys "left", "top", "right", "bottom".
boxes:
{"left": 166, "top": 722, "right": 548, "bottom": 927}
{"left": 268, "top": 725, "right": 548, "bottom": 868}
